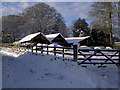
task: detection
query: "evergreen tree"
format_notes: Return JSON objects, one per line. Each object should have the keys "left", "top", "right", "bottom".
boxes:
{"left": 72, "top": 18, "right": 90, "bottom": 37}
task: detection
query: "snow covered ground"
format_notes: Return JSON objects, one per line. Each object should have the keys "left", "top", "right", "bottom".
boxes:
{"left": 0, "top": 47, "right": 119, "bottom": 88}
{"left": 0, "top": 50, "right": 2, "bottom": 89}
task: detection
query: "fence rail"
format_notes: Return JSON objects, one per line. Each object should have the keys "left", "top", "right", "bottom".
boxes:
{"left": 0, "top": 43, "right": 120, "bottom": 67}
{"left": 34, "top": 45, "right": 120, "bottom": 67}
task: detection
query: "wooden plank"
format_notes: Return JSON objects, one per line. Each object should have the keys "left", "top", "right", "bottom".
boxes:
{"left": 77, "top": 58, "right": 119, "bottom": 61}
{"left": 37, "top": 45, "right": 73, "bottom": 49}
{"left": 78, "top": 54, "right": 119, "bottom": 57}
{"left": 78, "top": 49, "right": 119, "bottom": 51}
{"left": 79, "top": 51, "right": 99, "bottom": 64}
{"left": 100, "top": 51, "right": 117, "bottom": 65}
{"left": 77, "top": 62, "right": 119, "bottom": 65}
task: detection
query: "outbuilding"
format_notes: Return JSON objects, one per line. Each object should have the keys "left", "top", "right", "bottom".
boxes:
{"left": 18, "top": 32, "right": 51, "bottom": 44}
{"left": 45, "top": 33, "right": 70, "bottom": 47}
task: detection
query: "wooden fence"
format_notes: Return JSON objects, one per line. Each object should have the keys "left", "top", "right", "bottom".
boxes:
{"left": 0, "top": 43, "right": 120, "bottom": 67}
{"left": 33, "top": 45, "right": 120, "bottom": 67}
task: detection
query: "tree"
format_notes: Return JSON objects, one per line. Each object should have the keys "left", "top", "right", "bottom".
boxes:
{"left": 89, "top": 2, "right": 119, "bottom": 46}
{"left": 72, "top": 18, "right": 90, "bottom": 37}
{"left": 21, "top": 3, "right": 68, "bottom": 37}
{"left": 2, "top": 15, "right": 25, "bottom": 43}
{"left": 91, "top": 29, "right": 109, "bottom": 46}
{"left": 2, "top": 3, "right": 68, "bottom": 43}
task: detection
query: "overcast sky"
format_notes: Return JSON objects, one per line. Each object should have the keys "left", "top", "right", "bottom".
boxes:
{"left": 1, "top": 2, "right": 93, "bottom": 26}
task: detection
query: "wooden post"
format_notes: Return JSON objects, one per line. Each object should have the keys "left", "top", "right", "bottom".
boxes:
{"left": 47, "top": 45, "right": 49, "bottom": 55}
{"left": 32, "top": 46, "right": 33, "bottom": 53}
{"left": 54, "top": 45, "right": 56, "bottom": 56}
{"left": 119, "top": 49, "right": 120, "bottom": 66}
{"left": 63, "top": 47, "right": 64, "bottom": 58}
{"left": 73, "top": 44, "right": 78, "bottom": 61}
{"left": 36, "top": 45, "right": 37, "bottom": 55}
{"left": 41, "top": 44, "right": 43, "bottom": 54}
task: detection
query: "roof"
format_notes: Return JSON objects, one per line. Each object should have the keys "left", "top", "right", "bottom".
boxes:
{"left": 17, "top": 32, "right": 90, "bottom": 46}
{"left": 19, "top": 32, "right": 41, "bottom": 43}
{"left": 45, "top": 33, "right": 61, "bottom": 42}
{"left": 18, "top": 32, "right": 51, "bottom": 44}
{"left": 65, "top": 36, "right": 90, "bottom": 44}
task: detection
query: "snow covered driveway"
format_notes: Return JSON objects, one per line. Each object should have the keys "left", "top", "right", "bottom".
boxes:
{"left": 2, "top": 52, "right": 118, "bottom": 88}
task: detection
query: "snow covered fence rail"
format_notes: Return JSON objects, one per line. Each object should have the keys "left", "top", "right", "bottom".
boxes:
{"left": 33, "top": 45, "right": 120, "bottom": 67}
{"left": 0, "top": 43, "right": 14, "bottom": 47}
{"left": 33, "top": 45, "right": 74, "bottom": 59}
{"left": 0, "top": 43, "right": 28, "bottom": 52}
{"left": 1, "top": 43, "right": 119, "bottom": 67}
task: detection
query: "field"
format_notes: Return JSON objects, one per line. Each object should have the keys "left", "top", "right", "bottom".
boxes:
{"left": 0, "top": 47, "right": 119, "bottom": 88}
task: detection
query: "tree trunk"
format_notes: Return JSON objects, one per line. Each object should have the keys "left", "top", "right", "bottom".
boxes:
{"left": 109, "top": 12, "right": 113, "bottom": 46}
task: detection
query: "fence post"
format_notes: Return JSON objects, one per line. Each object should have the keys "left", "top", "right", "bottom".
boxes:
{"left": 32, "top": 46, "right": 33, "bottom": 53}
{"left": 36, "top": 45, "right": 37, "bottom": 55}
{"left": 73, "top": 44, "right": 78, "bottom": 61}
{"left": 47, "top": 45, "right": 49, "bottom": 55}
{"left": 63, "top": 47, "right": 64, "bottom": 58}
{"left": 54, "top": 45, "right": 56, "bottom": 56}
{"left": 119, "top": 49, "right": 120, "bottom": 66}
{"left": 41, "top": 44, "right": 43, "bottom": 54}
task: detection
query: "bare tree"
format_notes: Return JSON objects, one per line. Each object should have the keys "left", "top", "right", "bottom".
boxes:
{"left": 2, "top": 3, "right": 68, "bottom": 43}
{"left": 2, "top": 15, "right": 25, "bottom": 42}
{"left": 21, "top": 3, "right": 68, "bottom": 37}
{"left": 89, "top": 2, "right": 119, "bottom": 46}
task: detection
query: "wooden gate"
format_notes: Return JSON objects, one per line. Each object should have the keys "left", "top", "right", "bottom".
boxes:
{"left": 77, "top": 49, "right": 120, "bottom": 66}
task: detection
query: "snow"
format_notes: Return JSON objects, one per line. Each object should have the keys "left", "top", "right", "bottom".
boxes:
{"left": 106, "top": 47, "right": 112, "bottom": 49}
{"left": 0, "top": 47, "right": 27, "bottom": 57}
{"left": 18, "top": 32, "right": 46, "bottom": 43}
{"left": 1, "top": 47, "right": 118, "bottom": 88}
{"left": 94, "top": 47, "right": 102, "bottom": 49}
{"left": 0, "top": 50, "right": 2, "bottom": 90}
{"left": 45, "top": 33, "right": 63, "bottom": 42}
{"left": 79, "top": 46, "right": 91, "bottom": 49}
{"left": 65, "top": 36, "right": 90, "bottom": 44}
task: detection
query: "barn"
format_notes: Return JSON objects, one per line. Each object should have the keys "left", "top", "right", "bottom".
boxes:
{"left": 16, "top": 32, "right": 93, "bottom": 47}
{"left": 18, "top": 32, "right": 51, "bottom": 44}
{"left": 45, "top": 33, "right": 70, "bottom": 47}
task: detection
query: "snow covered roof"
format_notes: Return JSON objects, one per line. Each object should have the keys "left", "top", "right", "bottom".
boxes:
{"left": 17, "top": 32, "right": 90, "bottom": 46}
{"left": 45, "top": 33, "right": 71, "bottom": 46}
{"left": 65, "top": 36, "right": 90, "bottom": 44}
{"left": 45, "top": 33, "right": 64, "bottom": 42}
{"left": 45, "top": 33, "right": 61, "bottom": 42}
{"left": 18, "top": 32, "right": 51, "bottom": 44}
{"left": 19, "top": 32, "right": 41, "bottom": 43}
